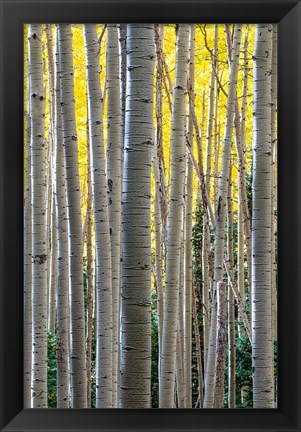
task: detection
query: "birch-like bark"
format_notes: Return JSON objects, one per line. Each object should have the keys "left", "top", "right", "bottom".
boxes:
{"left": 204, "top": 24, "right": 242, "bottom": 408}
{"left": 202, "top": 228, "right": 210, "bottom": 377}
{"left": 213, "top": 281, "right": 227, "bottom": 408}
{"left": 58, "top": 24, "right": 87, "bottom": 408}
{"left": 213, "top": 122, "right": 220, "bottom": 213}
{"left": 120, "top": 24, "right": 155, "bottom": 408}
{"left": 24, "top": 57, "right": 32, "bottom": 408}
{"left": 199, "top": 91, "right": 210, "bottom": 377}
{"left": 154, "top": 166, "right": 164, "bottom": 381}
{"left": 54, "top": 27, "right": 69, "bottom": 407}
{"left": 85, "top": 122, "right": 93, "bottom": 407}
{"left": 118, "top": 24, "right": 127, "bottom": 149}
{"left": 29, "top": 24, "right": 48, "bottom": 408}
{"left": 176, "top": 215, "right": 185, "bottom": 408}
{"left": 154, "top": 25, "right": 164, "bottom": 384}
{"left": 237, "top": 30, "right": 249, "bottom": 337}
{"left": 271, "top": 24, "right": 277, "bottom": 341}
{"left": 153, "top": 24, "right": 166, "bottom": 382}
{"left": 176, "top": 329, "right": 185, "bottom": 408}
{"left": 48, "top": 197, "right": 57, "bottom": 334}
{"left": 183, "top": 23, "right": 195, "bottom": 409}
{"left": 45, "top": 24, "right": 57, "bottom": 335}
{"left": 106, "top": 24, "right": 122, "bottom": 407}
{"left": 84, "top": 24, "right": 113, "bottom": 408}
{"left": 159, "top": 24, "right": 190, "bottom": 408}
{"left": 205, "top": 24, "right": 218, "bottom": 194}
{"left": 227, "top": 169, "right": 236, "bottom": 408}
{"left": 237, "top": 181, "right": 245, "bottom": 337}
{"left": 252, "top": 23, "right": 274, "bottom": 409}
{"left": 192, "top": 284, "right": 204, "bottom": 408}
{"left": 227, "top": 25, "right": 252, "bottom": 306}
{"left": 155, "top": 24, "right": 168, "bottom": 249}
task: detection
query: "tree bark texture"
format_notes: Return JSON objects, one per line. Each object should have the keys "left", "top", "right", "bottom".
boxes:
{"left": 204, "top": 24, "right": 242, "bottom": 409}
{"left": 84, "top": 23, "right": 113, "bottom": 408}
{"left": 159, "top": 24, "right": 190, "bottom": 408}
{"left": 54, "top": 26, "right": 70, "bottom": 407}
{"left": 252, "top": 24, "right": 275, "bottom": 409}
{"left": 120, "top": 24, "right": 155, "bottom": 408}
{"left": 106, "top": 24, "right": 122, "bottom": 407}
{"left": 29, "top": 23, "right": 48, "bottom": 408}
{"left": 213, "top": 281, "right": 227, "bottom": 408}
{"left": 58, "top": 24, "right": 87, "bottom": 408}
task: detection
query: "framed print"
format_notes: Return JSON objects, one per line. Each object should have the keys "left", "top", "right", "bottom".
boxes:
{"left": 0, "top": 0, "right": 300, "bottom": 431}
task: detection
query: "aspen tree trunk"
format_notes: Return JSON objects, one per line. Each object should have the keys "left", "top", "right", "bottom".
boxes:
{"left": 154, "top": 25, "right": 164, "bottom": 375}
{"left": 236, "top": 31, "right": 250, "bottom": 318}
{"left": 48, "top": 198, "right": 57, "bottom": 334}
{"left": 84, "top": 24, "right": 113, "bottom": 408}
{"left": 192, "top": 285, "right": 204, "bottom": 408}
{"left": 153, "top": 26, "right": 165, "bottom": 386}
{"left": 227, "top": 169, "right": 236, "bottom": 408}
{"left": 204, "top": 24, "right": 242, "bottom": 408}
{"left": 176, "top": 218, "right": 185, "bottom": 408}
{"left": 213, "top": 281, "right": 227, "bottom": 408}
{"left": 155, "top": 24, "right": 168, "bottom": 249}
{"left": 45, "top": 24, "right": 57, "bottom": 335}
{"left": 85, "top": 123, "right": 93, "bottom": 407}
{"left": 213, "top": 123, "right": 220, "bottom": 212}
{"left": 202, "top": 26, "right": 218, "bottom": 343}
{"left": 252, "top": 24, "right": 274, "bottom": 409}
{"left": 271, "top": 24, "right": 277, "bottom": 341}
{"left": 194, "top": 91, "right": 210, "bottom": 378}
{"left": 120, "top": 24, "right": 155, "bottom": 408}
{"left": 198, "top": 90, "right": 211, "bottom": 377}
{"left": 58, "top": 24, "right": 87, "bottom": 408}
{"left": 54, "top": 27, "right": 70, "bottom": 407}
{"left": 227, "top": 25, "right": 253, "bottom": 307}
{"left": 205, "top": 24, "right": 218, "bottom": 194}
{"left": 183, "top": 23, "right": 195, "bottom": 409}
{"left": 235, "top": 33, "right": 251, "bottom": 342}
{"left": 118, "top": 24, "right": 127, "bottom": 148}
{"left": 24, "top": 61, "right": 32, "bottom": 408}
{"left": 237, "top": 184, "right": 245, "bottom": 336}
{"left": 202, "top": 231, "right": 210, "bottom": 377}
{"left": 29, "top": 24, "right": 48, "bottom": 408}
{"left": 154, "top": 169, "right": 164, "bottom": 380}
{"left": 159, "top": 24, "right": 190, "bottom": 409}
{"left": 237, "top": 31, "right": 249, "bottom": 340}
{"left": 106, "top": 24, "right": 122, "bottom": 407}
{"left": 176, "top": 329, "right": 185, "bottom": 408}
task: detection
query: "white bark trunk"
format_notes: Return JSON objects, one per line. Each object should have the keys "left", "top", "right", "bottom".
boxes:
{"left": 45, "top": 25, "right": 57, "bottom": 336}
{"left": 120, "top": 24, "right": 155, "bottom": 408}
{"left": 227, "top": 170, "right": 236, "bottom": 408}
{"left": 48, "top": 196, "right": 57, "bottom": 334}
{"left": 213, "top": 281, "right": 227, "bottom": 408}
{"left": 204, "top": 24, "right": 242, "bottom": 408}
{"left": 29, "top": 24, "right": 48, "bottom": 408}
{"left": 271, "top": 24, "right": 277, "bottom": 341}
{"left": 176, "top": 215, "right": 185, "bottom": 408}
{"left": 159, "top": 24, "right": 190, "bottom": 408}
{"left": 252, "top": 24, "right": 274, "bottom": 408}
{"left": 85, "top": 125, "right": 93, "bottom": 407}
{"left": 106, "top": 24, "right": 122, "bottom": 407}
{"left": 84, "top": 24, "right": 113, "bottom": 408}
{"left": 58, "top": 24, "right": 87, "bottom": 408}
{"left": 205, "top": 24, "right": 218, "bottom": 194}
{"left": 183, "top": 24, "right": 195, "bottom": 409}
{"left": 54, "top": 26, "right": 70, "bottom": 407}
{"left": 24, "top": 54, "right": 32, "bottom": 408}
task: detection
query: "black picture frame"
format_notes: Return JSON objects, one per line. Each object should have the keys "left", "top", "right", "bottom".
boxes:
{"left": 0, "top": 0, "right": 300, "bottom": 431}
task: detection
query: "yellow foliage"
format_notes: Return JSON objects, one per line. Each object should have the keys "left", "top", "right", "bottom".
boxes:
{"left": 24, "top": 23, "right": 256, "bottom": 255}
